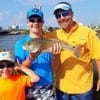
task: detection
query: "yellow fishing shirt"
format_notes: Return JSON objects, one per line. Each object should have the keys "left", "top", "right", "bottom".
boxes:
{"left": 44, "top": 24, "right": 100, "bottom": 94}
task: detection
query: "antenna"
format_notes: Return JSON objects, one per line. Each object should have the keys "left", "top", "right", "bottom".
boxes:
{"left": 32, "top": 3, "right": 43, "bottom": 10}
{"left": 33, "top": 4, "right": 37, "bottom": 8}
{"left": 40, "top": 5, "right": 42, "bottom": 10}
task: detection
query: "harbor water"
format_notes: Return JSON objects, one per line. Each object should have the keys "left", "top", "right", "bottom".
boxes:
{"left": 0, "top": 33, "right": 100, "bottom": 51}
{"left": 0, "top": 34, "right": 26, "bottom": 51}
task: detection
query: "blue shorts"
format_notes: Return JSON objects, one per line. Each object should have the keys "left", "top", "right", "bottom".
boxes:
{"left": 56, "top": 88, "right": 94, "bottom": 100}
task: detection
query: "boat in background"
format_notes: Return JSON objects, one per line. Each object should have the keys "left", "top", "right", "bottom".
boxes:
{"left": 0, "top": 30, "right": 11, "bottom": 35}
{"left": 8, "top": 31, "right": 20, "bottom": 35}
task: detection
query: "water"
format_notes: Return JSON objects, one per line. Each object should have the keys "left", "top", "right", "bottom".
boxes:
{"left": 0, "top": 33, "right": 99, "bottom": 51}
{"left": 0, "top": 34, "right": 26, "bottom": 51}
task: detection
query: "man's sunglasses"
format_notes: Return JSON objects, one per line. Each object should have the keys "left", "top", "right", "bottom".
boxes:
{"left": 29, "top": 18, "right": 43, "bottom": 23}
{"left": 55, "top": 11, "right": 70, "bottom": 19}
{"left": 0, "top": 63, "right": 15, "bottom": 69}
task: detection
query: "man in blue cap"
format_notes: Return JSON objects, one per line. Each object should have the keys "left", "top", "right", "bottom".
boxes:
{"left": 15, "top": 7, "right": 60, "bottom": 100}
{"left": 44, "top": 1, "right": 100, "bottom": 100}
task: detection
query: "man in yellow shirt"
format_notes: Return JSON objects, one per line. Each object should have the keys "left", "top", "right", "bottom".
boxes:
{"left": 50, "top": 1, "right": 100, "bottom": 100}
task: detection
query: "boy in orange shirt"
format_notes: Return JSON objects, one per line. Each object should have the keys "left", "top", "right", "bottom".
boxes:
{"left": 0, "top": 51, "right": 39, "bottom": 100}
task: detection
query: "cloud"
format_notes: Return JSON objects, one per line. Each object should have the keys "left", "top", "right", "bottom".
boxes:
{"left": 16, "top": 0, "right": 88, "bottom": 6}
{"left": 0, "top": 11, "right": 9, "bottom": 21}
{"left": 12, "top": 11, "right": 26, "bottom": 28}
{"left": 0, "top": 9, "right": 27, "bottom": 28}
{"left": 44, "top": 15, "right": 59, "bottom": 27}
{"left": 0, "top": 12, "right": 3, "bottom": 22}
{"left": 1, "top": 0, "right": 97, "bottom": 29}
{"left": 95, "top": 15, "right": 100, "bottom": 25}
{"left": 0, "top": 10, "right": 11, "bottom": 28}
{"left": 13, "top": 0, "right": 89, "bottom": 28}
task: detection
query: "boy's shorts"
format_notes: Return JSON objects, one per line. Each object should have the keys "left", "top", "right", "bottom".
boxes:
{"left": 26, "top": 85, "right": 56, "bottom": 100}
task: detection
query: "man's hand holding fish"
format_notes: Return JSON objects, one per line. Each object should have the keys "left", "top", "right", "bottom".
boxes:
{"left": 49, "top": 42, "right": 62, "bottom": 55}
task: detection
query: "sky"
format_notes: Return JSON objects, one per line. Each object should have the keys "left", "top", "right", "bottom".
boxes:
{"left": 0, "top": 0, "right": 100, "bottom": 29}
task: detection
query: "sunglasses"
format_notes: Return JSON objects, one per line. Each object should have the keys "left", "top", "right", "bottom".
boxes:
{"left": 55, "top": 11, "right": 70, "bottom": 19}
{"left": 29, "top": 18, "right": 43, "bottom": 23}
{"left": 0, "top": 63, "right": 15, "bottom": 69}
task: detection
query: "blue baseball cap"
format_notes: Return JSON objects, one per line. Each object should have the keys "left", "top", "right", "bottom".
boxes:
{"left": 27, "top": 8, "right": 43, "bottom": 19}
{"left": 53, "top": 2, "right": 72, "bottom": 14}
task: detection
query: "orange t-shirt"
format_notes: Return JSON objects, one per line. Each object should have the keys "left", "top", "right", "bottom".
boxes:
{"left": 0, "top": 74, "right": 32, "bottom": 100}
